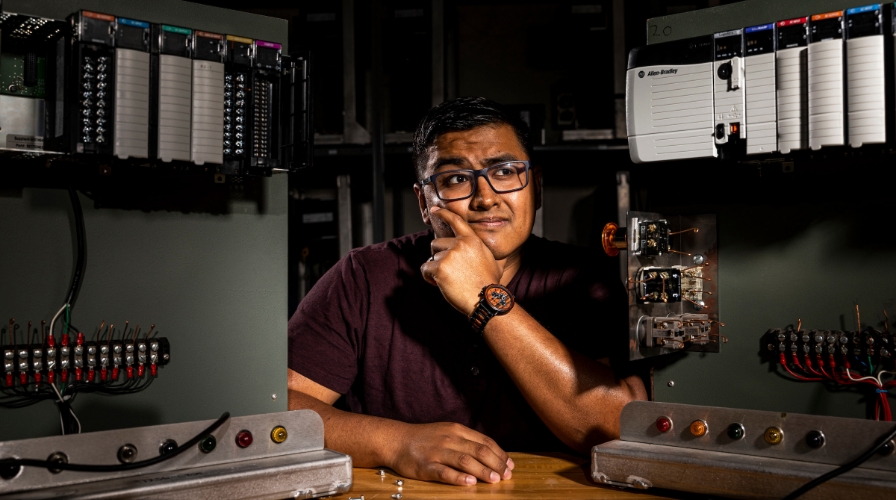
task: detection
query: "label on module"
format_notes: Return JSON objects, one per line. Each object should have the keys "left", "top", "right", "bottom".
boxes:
{"left": 846, "top": 4, "right": 883, "bottom": 38}
{"left": 846, "top": 4, "right": 881, "bottom": 15}
{"left": 810, "top": 11, "right": 844, "bottom": 42}
{"left": 6, "top": 135, "right": 44, "bottom": 150}
{"left": 227, "top": 35, "right": 253, "bottom": 44}
{"left": 745, "top": 24, "right": 773, "bottom": 33}
{"left": 714, "top": 29, "right": 743, "bottom": 59}
{"left": 256, "top": 40, "right": 282, "bottom": 50}
{"left": 745, "top": 24, "right": 775, "bottom": 54}
{"left": 83, "top": 11, "right": 115, "bottom": 22}
{"left": 196, "top": 31, "right": 223, "bottom": 40}
{"left": 778, "top": 17, "right": 808, "bottom": 48}
{"left": 118, "top": 17, "right": 149, "bottom": 28}
{"left": 162, "top": 25, "right": 192, "bottom": 35}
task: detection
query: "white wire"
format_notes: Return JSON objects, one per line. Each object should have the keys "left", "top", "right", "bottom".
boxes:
{"left": 877, "top": 371, "right": 896, "bottom": 388}
{"left": 48, "top": 303, "right": 69, "bottom": 343}
{"left": 846, "top": 368, "right": 882, "bottom": 386}
{"left": 70, "top": 407, "right": 82, "bottom": 433}
{"left": 48, "top": 381, "right": 81, "bottom": 434}
{"left": 49, "top": 382, "right": 67, "bottom": 435}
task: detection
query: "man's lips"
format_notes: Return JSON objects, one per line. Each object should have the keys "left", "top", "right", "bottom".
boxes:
{"left": 468, "top": 217, "right": 509, "bottom": 228}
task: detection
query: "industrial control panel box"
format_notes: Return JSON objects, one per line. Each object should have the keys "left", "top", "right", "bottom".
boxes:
{"left": 0, "top": 5, "right": 312, "bottom": 176}
{"left": 627, "top": 2, "right": 895, "bottom": 163}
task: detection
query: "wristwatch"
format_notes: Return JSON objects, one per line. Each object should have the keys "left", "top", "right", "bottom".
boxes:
{"left": 469, "top": 284, "right": 515, "bottom": 335}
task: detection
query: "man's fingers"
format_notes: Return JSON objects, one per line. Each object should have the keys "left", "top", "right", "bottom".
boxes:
{"left": 419, "top": 260, "right": 438, "bottom": 286}
{"left": 461, "top": 437, "right": 512, "bottom": 480}
{"left": 444, "top": 449, "right": 502, "bottom": 484}
{"left": 425, "top": 463, "right": 477, "bottom": 486}
{"left": 429, "top": 206, "right": 476, "bottom": 237}
{"left": 430, "top": 237, "right": 457, "bottom": 255}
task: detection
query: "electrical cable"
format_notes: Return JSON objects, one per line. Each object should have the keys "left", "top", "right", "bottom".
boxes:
{"left": 782, "top": 423, "right": 896, "bottom": 500}
{"left": 0, "top": 412, "right": 230, "bottom": 473}
{"left": 47, "top": 304, "right": 68, "bottom": 345}
{"left": 66, "top": 187, "right": 86, "bottom": 308}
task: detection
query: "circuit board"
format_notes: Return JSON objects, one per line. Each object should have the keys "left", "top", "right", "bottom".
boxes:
{"left": 0, "top": 53, "right": 46, "bottom": 97}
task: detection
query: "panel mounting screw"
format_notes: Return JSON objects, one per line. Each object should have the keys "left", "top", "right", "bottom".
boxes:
{"left": 271, "top": 393, "right": 277, "bottom": 401}
{"left": 692, "top": 254, "right": 705, "bottom": 265}
{"left": 667, "top": 381, "right": 675, "bottom": 387}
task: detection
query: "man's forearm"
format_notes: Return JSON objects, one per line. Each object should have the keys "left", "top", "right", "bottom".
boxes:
{"left": 288, "top": 390, "right": 404, "bottom": 467}
{"left": 482, "top": 304, "right": 647, "bottom": 453}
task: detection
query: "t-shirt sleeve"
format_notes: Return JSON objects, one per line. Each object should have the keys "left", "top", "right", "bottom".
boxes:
{"left": 287, "top": 251, "right": 368, "bottom": 395}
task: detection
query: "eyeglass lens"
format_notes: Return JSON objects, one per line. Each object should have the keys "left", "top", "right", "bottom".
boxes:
{"left": 434, "top": 162, "right": 528, "bottom": 200}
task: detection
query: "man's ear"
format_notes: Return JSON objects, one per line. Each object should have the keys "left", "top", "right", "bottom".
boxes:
{"left": 533, "top": 164, "right": 543, "bottom": 211}
{"left": 413, "top": 184, "right": 432, "bottom": 226}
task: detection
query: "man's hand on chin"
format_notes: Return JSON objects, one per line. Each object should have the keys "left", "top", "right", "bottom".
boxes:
{"left": 389, "top": 421, "right": 514, "bottom": 485}
{"left": 420, "top": 206, "right": 504, "bottom": 316}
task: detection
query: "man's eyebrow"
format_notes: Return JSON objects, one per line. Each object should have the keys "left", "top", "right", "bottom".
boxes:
{"left": 432, "top": 153, "right": 520, "bottom": 172}
{"left": 432, "top": 157, "right": 469, "bottom": 171}
{"left": 482, "top": 154, "right": 520, "bottom": 166}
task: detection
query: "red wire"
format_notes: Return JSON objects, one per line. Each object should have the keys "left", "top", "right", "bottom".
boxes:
{"left": 815, "top": 356, "right": 832, "bottom": 380}
{"left": 780, "top": 353, "right": 823, "bottom": 381}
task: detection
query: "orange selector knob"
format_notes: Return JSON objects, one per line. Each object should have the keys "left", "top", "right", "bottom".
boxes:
{"left": 601, "top": 222, "right": 628, "bottom": 257}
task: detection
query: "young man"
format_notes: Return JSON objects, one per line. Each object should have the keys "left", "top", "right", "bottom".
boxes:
{"left": 287, "top": 97, "right": 646, "bottom": 486}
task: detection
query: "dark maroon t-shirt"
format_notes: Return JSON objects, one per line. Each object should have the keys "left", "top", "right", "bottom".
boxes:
{"left": 287, "top": 230, "right": 627, "bottom": 452}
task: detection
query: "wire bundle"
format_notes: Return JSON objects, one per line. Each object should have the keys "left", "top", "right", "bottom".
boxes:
{"left": 1, "top": 188, "right": 160, "bottom": 434}
{"left": 772, "top": 313, "right": 895, "bottom": 422}
{"left": 778, "top": 350, "right": 894, "bottom": 420}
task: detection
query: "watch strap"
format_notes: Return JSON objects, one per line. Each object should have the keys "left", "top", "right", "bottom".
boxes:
{"left": 469, "top": 301, "right": 498, "bottom": 335}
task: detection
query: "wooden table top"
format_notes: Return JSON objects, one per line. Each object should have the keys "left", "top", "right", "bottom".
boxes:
{"left": 327, "top": 452, "right": 667, "bottom": 499}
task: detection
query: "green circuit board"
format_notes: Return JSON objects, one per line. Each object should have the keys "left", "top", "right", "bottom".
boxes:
{"left": 0, "top": 52, "right": 46, "bottom": 98}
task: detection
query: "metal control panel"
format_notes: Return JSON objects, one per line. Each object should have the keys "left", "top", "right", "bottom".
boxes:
{"left": 593, "top": 401, "right": 896, "bottom": 498}
{"left": 602, "top": 212, "right": 721, "bottom": 360}
{"left": 0, "top": 410, "right": 352, "bottom": 499}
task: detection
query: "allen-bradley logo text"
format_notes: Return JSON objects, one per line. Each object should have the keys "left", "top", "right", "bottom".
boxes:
{"left": 645, "top": 68, "right": 678, "bottom": 77}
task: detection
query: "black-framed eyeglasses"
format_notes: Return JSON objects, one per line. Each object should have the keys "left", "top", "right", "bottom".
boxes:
{"left": 418, "top": 160, "right": 530, "bottom": 202}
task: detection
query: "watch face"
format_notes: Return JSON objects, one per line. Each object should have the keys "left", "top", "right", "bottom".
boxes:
{"left": 484, "top": 285, "right": 514, "bottom": 313}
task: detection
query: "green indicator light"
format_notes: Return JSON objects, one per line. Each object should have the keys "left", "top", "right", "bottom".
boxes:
{"left": 199, "top": 435, "right": 217, "bottom": 453}
{"left": 727, "top": 423, "right": 745, "bottom": 440}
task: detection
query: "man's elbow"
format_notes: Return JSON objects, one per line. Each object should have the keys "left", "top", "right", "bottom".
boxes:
{"left": 621, "top": 373, "right": 648, "bottom": 404}
{"left": 566, "top": 375, "right": 647, "bottom": 453}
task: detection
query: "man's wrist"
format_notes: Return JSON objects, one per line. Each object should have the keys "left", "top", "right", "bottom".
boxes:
{"left": 469, "top": 284, "right": 515, "bottom": 335}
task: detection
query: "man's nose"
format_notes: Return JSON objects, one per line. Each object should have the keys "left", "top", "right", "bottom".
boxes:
{"left": 470, "top": 174, "right": 498, "bottom": 209}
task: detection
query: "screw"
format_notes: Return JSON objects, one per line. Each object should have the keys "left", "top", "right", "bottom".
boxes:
{"left": 271, "top": 393, "right": 278, "bottom": 401}
{"left": 163, "top": 354, "right": 170, "bottom": 361}
{"left": 632, "top": 479, "right": 650, "bottom": 489}
{"left": 667, "top": 381, "right": 675, "bottom": 387}
{"left": 392, "top": 495, "right": 402, "bottom": 499}
{"left": 395, "top": 479, "right": 404, "bottom": 486}
{"left": 377, "top": 469, "right": 385, "bottom": 476}
{"left": 692, "top": 254, "right": 705, "bottom": 265}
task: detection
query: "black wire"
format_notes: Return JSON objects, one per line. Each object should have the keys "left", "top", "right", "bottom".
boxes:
{"left": 782, "top": 424, "right": 896, "bottom": 500}
{"left": 0, "top": 412, "right": 230, "bottom": 472}
{"left": 65, "top": 187, "right": 86, "bottom": 308}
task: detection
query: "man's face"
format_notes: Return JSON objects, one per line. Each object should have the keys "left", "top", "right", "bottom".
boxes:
{"left": 414, "top": 123, "right": 539, "bottom": 261}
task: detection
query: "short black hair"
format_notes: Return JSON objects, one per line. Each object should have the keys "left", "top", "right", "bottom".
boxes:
{"left": 412, "top": 97, "right": 532, "bottom": 181}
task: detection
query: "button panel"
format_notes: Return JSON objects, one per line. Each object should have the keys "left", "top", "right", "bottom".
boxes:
{"left": 619, "top": 401, "right": 896, "bottom": 472}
